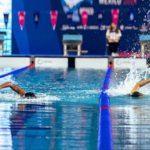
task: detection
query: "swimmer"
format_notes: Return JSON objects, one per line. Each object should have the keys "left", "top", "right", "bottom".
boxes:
{"left": 129, "top": 79, "right": 150, "bottom": 97}
{"left": 0, "top": 82, "right": 37, "bottom": 99}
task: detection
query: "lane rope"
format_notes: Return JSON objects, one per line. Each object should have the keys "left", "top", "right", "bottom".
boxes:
{"left": 0, "top": 63, "right": 35, "bottom": 78}
{"left": 98, "top": 63, "right": 113, "bottom": 150}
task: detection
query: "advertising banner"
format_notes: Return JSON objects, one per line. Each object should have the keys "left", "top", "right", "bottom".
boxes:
{"left": 50, "top": 11, "right": 58, "bottom": 30}
{"left": 3, "top": 14, "right": 9, "bottom": 28}
{"left": 35, "top": 58, "right": 68, "bottom": 68}
{"left": 111, "top": 9, "right": 119, "bottom": 25}
{"left": 18, "top": 11, "right": 26, "bottom": 30}
{"left": 34, "top": 12, "right": 40, "bottom": 28}
{"left": 81, "top": 11, "right": 88, "bottom": 29}
{"left": 114, "top": 58, "right": 146, "bottom": 69}
{"left": 97, "top": 10, "right": 103, "bottom": 28}
{"left": 67, "top": 12, "right": 73, "bottom": 27}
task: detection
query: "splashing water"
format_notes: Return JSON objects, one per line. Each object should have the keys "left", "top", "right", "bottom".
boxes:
{"left": 108, "top": 61, "right": 150, "bottom": 96}
{"left": 0, "top": 93, "right": 60, "bottom": 102}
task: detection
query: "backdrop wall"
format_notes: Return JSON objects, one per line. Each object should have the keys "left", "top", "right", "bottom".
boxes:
{"left": 12, "top": 0, "right": 150, "bottom": 55}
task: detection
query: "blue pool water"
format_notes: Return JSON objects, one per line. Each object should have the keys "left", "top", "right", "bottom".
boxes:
{"left": 0, "top": 68, "right": 106, "bottom": 150}
{"left": 1, "top": 67, "right": 150, "bottom": 149}
{"left": 109, "top": 68, "right": 150, "bottom": 149}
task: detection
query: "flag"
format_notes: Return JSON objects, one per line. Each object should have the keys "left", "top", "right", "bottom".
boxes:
{"left": 18, "top": 11, "right": 26, "bottom": 30}
{"left": 67, "top": 12, "right": 73, "bottom": 27}
{"left": 50, "top": 11, "right": 58, "bottom": 30}
{"left": 129, "top": 8, "right": 134, "bottom": 26}
{"left": 4, "top": 14, "right": 9, "bottom": 28}
{"left": 111, "top": 9, "right": 119, "bottom": 25}
{"left": 34, "top": 12, "right": 40, "bottom": 28}
{"left": 81, "top": 11, "right": 88, "bottom": 29}
{"left": 97, "top": 10, "right": 103, "bottom": 28}
{"left": 147, "top": 10, "right": 150, "bottom": 27}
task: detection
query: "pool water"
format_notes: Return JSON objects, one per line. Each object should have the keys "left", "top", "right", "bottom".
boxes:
{"left": 1, "top": 66, "right": 150, "bottom": 149}
{"left": 0, "top": 68, "right": 106, "bottom": 150}
{"left": 109, "top": 68, "right": 150, "bottom": 149}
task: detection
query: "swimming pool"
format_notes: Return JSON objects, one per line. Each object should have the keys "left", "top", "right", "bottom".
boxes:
{"left": 1, "top": 66, "right": 150, "bottom": 149}
{"left": 0, "top": 67, "right": 106, "bottom": 150}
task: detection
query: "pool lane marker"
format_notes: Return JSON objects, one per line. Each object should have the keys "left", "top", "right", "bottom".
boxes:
{"left": 98, "top": 63, "right": 113, "bottom": 150}
{"left": 0, "top": 63, "right": 35, "bottom": 78}
{"left": 100, "top": 106, "right": 110, "bottom": 112}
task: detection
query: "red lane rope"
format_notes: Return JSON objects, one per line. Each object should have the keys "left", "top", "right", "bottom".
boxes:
{"left": 102, "top": 85, "right": 109, "bottom": 88}
{"left": 106, "top": 74, "right": 111, "bottom": 76}
{"left": 100, "top": 106, "right": 110, "bottom": 112}
{"left": 0, "top": 63, "right": 35, "bottom": 79}
{"left": 109, "top": 64, "right": 113, "bottom": 68}
{"left": 27, "top": 63, "right": 35, "bottom": 68}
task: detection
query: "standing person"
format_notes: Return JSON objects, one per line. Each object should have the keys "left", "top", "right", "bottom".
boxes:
{"left": 106, "top": 23, "right": 122, "bottom": 56}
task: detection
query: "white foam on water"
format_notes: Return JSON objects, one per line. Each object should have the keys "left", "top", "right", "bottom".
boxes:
{"left": 0, "top": 92, "right": 60, "bottom": 102}
{"left": 108, "top": 61, "right": 150, "bottom": 96}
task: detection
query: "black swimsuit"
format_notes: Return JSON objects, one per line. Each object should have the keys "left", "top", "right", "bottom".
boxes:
{"left": 22, "top": 92, "right": 36, "bottom": 99}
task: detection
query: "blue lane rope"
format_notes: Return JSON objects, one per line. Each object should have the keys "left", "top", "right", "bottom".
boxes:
{"left": 98, "top": 63, "right": 113, "bottom": 150}
{"left": 0, "top": 63, "right": 35, "bottom": 79}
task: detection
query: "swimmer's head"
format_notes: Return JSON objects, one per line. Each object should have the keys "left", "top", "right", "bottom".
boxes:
{"left": 22, "top": 92, "right": 37, "bottom": 99}
{"left": 130, "top": 92, "right": 144, "bottom": 97}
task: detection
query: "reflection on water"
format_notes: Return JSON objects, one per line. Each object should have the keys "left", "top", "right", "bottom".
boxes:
{"left": 0, "top": 103, "right": 12, "bottom": 149}
{"left": 111, "top": 105, "right": 150, "bottom": 149}
{"left": 0, "top": 102, "right": 98, "bottom": 150}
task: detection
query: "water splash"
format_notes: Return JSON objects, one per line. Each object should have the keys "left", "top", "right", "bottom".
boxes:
{"left": 108, "top": 61, "right": 150, "bottom": 96}
{"left": 0, "top": 93, "right": 60, "bottom": 102}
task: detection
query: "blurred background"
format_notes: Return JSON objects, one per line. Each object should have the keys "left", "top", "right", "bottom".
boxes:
{"left": 0, "top": 0, "right": 150, "bottom": 56}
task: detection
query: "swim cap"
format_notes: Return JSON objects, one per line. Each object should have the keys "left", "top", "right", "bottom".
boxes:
{"left": 130, "top": 92, "right": 144, "bottom": 97}
{"left": 22, "top": 92, "right": 37, "bottom": 99}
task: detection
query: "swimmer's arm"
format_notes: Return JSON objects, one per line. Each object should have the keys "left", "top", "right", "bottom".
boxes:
{"left": 130, "top": 79, "right": 150, "bottom": 94}
{"left": 0, "top": 82, "right": 26, "bottom": 97}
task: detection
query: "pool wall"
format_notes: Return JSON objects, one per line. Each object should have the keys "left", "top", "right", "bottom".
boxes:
{"left": 0, "top": 56, "right": 148, "bottom": 69}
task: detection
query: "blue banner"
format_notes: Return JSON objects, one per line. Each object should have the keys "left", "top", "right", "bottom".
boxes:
{"left": 4, "top": 14, "right": 9, "bottom": 28}
{"left": 97, "top": 10, "right": 103, "bottom": 28}
{"left": 129, "top": 8, "right": 134, "bottom": 26}
{"left": 67, "top": 12, "right": 73, "bottom": 27}
{"left": 33, "top": 12, "right": 40, "bottom": 28}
